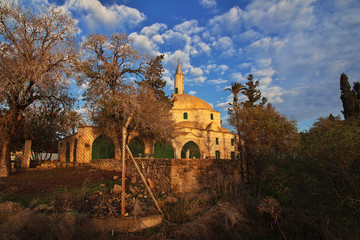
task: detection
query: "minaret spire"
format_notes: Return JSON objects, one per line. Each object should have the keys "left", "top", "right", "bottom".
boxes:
{"left": 174, "top": 60, "right": 184, "bottom": 95}
{"left": 175, "top": 59, "right": 183, "bottom": 75}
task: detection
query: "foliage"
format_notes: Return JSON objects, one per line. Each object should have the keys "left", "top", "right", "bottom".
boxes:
{"left": 230, "top": 104, "right": 298, "bottom": 189}
{"left": 243, "top": 74, "right": 267, "bottom": 108}
{"left": 228, "top": 74, "right": 298, "bottom": 189}
{"left": 271, "top": 117, "right": 360, "bottom": 239}
{"left": 25, "top": 101, "right": 78, "bottom": 160}
{"left": 0, "top": 3, "right": 77, "bottom": 176}
{"left": 340, "top": 73, "right": 360, "bottom": 119}
{"left": 138, "top": 54, "right": 172, "bottom": 106}
{"left": 224, "top": 82, "right": 245, "bottom": 106}
{"left": 64, "top": 110, "right": 86, "bottom": 135}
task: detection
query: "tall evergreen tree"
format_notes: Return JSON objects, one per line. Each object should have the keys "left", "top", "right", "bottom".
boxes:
{"left": 137, "top": 54, "right": 172, "bottom": 106}
{"left": 243, "top": 74, "right": 267, "bottom": 108}
{"left": 340, "top": 73, "right": 359, "bottom": 119}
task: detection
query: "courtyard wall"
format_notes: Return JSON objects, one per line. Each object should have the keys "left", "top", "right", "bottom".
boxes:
{"left": 90, "top": 158, "right": 238, "bottom": 193}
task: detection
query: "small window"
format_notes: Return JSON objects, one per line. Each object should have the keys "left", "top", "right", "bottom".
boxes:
{"left": 216, "top": 138, "right": 219, "bottom": 145}
{"left": 215, "top": 151, "right": 220, "bottom": 159}
{"left": 175, "top": 88, "right": 178, "bottom": 94}
{"left": 231, "top": 139, "right": 234, "bottom": 146}
{"left": 210, "top": 113, "right": 213, "bottom": 120}
{"left": 183, "top": 112, "right": 188, "bottom": 119}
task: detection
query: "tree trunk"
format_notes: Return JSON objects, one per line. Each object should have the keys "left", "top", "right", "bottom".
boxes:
{"left": 0, "top": 138, "right": 11, "bottom": 177}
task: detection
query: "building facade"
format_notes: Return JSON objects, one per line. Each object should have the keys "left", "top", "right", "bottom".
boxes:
{"left": 58, "top": 63, "right": 235, "bottom": 162}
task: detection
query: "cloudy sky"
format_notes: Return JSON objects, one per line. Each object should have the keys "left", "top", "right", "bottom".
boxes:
{"left": 26, "top": 0, "right": 360, "bottom": 131}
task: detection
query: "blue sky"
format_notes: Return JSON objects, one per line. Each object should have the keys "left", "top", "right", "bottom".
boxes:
{"left": 26, "top": 0, "right": 360, "bottom": 131}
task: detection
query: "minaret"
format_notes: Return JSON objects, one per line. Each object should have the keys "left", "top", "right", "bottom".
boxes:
{"left": 174, "top": 61, "right": 184, "bottom": 95}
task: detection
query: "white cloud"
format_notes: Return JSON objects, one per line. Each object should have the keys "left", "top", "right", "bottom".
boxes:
{"left": 128, "top": 33, "right": 156, "bottom": 55}
{"left": 218, "top": 64, "right": 228, "bottom": 74}
{"left": 188, "top": 90, "right": 197, "bottom": 95}
{"left": 254, "top": 67, "right": 276, "bottom": 87}
{"left": 216, "top": 102, "right": 230, "bottom": 109}
{"left": 65, "top": 0, "right": 146, "bottom": 31}
{"left": 261, "top": 86, "right": 284, "bottom": 104}
{"left": 193, "top": 76, "right": 206, "bottom": 83}
{"left": 208, "top": 79, "right": 227, "bottom": 85}
{"left": 140, "top": 23, "right": 167, "bottom": 37}
{"left": 243, "top": 0, "right": 315, "bottom": 34}
{"left": 174, "top": 20, "right": 204, "bottom": 35}
{"left": 231, "top": 72, "right": 246, "bottom": 82}
{"left": 208, "top": 6, "right": 243, "bottom": 34}
{"left": 249, "top": 37, "right": 288, "bottom": 53}
{"left": 199, "top": 0, "right": 217, "bottom": 9}
{"left": 212, "top": 36, "right": 236, "bottom": 56}
{"left": 152, "top": 34, "right": 164, "bottom": 44}
{"left": 190, "top": 67, "right": 203, "bottom": 77}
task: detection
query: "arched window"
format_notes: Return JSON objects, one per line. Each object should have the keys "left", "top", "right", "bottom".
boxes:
{"left": 210, "top": 113, "right": 213, "bottom": 120}
{"left": 183, "top": 112, "right": 188, "bottom": 119}
{"left": 128, "top": 137, "right": 145, "bottom": 157}
{"left": 175, "top": 88, "right": 178, "bottom": 94}
{"left": 92, "top": 135, "right": 115, "bottom": 160}
{"left": 215, "top": 151, "right": 220, "bottom": 159}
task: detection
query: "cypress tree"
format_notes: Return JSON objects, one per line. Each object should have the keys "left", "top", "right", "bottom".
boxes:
{"left": 340, "top": 73, "right": 359, "bottom": 119}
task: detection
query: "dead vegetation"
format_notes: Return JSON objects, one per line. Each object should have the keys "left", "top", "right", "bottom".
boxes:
{"left": 0, "top": 167, "right": 289, "bottom": 239}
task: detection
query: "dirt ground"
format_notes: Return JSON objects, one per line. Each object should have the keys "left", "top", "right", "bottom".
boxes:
{"left": 0, "top": 166, "right": 120, "bottom": 197}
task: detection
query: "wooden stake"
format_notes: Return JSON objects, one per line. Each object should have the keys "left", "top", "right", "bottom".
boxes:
{"left": 121, "top": 116, "right": 132, "bottom": 219}
{"left": 126, "top": 145, "right": 163, "bottom": 214}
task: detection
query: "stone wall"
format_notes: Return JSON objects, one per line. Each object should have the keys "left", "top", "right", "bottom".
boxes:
{"left": 90, "top": 158, "right": 238, "bottom": 193}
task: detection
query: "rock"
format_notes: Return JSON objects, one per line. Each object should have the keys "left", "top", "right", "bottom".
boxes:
{"left": 129, "top": 185, "right": 136, "bottom": 195}
{"left": 131, "top": 176, "right": 137, "bottom": 184}
{"left": 113, "top": 175, "right": 119, "bottom": 180}
{"left": 113, "top": 184, "right": 122, "bottom": 194}
{"left": 165, "top": 196, "right": 178, "bottom": 204}
{"left": 107, "top": 199, "right": 113, "bottom": 204}
{"left": 99, "top": 184, "right": 105, "bottom": 187}
{"left": 48, "top": 163, "right": 56, "bottom": 168}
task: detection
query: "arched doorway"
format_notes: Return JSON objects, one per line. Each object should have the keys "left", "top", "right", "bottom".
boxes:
{"left": 128, "top": 137, "right": 145, "bottom": 157}
{"left": 92, "top": 135, "right": 115, "bottom": 160}
{"left": 154, "top": 142, "right": 174, "bottom": 158}
{"left": 65, "top": 142, "right": 70, "bottom": 162}
{"left": 181, "top": 141, "right": 200, "bottom": 159}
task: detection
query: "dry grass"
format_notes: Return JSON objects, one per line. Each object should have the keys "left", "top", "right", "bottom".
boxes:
{"left": 168, "top": 201, "right": 249, "bottom": 240}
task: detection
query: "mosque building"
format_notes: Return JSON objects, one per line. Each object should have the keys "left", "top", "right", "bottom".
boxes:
{"left": 58, "top": 63, "right": 236, "bottom": 162}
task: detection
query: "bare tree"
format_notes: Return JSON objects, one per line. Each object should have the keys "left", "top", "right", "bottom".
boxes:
{"left": 0, "top": 3, "right": 78, "bottom": 176}
{"left": 76, "top": 33, "right": 174, "bottom": 156}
